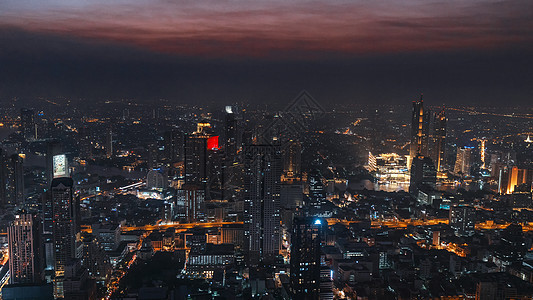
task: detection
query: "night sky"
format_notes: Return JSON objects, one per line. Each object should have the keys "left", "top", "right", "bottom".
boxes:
{"left": 1, "top": 0, "right": 532, "bottom": 105}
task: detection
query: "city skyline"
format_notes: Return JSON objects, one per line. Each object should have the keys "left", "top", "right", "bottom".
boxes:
{"left": 1, "top": 1, "right": 533, "bottom": 299}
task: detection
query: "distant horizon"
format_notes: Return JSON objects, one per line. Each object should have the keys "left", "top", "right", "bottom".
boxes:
{"left": 1, "top": 0, "right": 533, "bottom": 106}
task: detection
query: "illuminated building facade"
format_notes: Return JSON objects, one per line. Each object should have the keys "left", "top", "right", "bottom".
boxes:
{"left": 308, "top": 169, "right": 326, "bottom": 211}
{"left": 8, "top": 213, "right": 43, "bottom": 284}
{"left": 498, "top": 166, "right": 533, "bottom": 194}
{"left": 177, "top": 184, "right": 205, "bottom": 222}
{"left": 289, "top": 217, "right": 324, "bottom": 299}
{"left": 283, "top": 140, "right": 302, "bottom": 179}
{"left": 367, "top": 152, "right": 410, "bottom": 187}
{"left": 454, "top": 147, "right": 473, "bottom": 175}
{"left": 409, "top": 95, "right": 431, "bottom": 160}
{"left": 243, "top": 144, "right": 281, "bottom": 264}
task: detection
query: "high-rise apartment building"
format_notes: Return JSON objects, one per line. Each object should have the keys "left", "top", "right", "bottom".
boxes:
{"left": 184, "top": 124, "right": 211, "bottom": 185}
{"left": 454, "top": 147, "right": 473, "bottom": 175}
{"left": 8, "top": 213, "right": 43, "bottom": 284}
{"left": 289, "top": 217, "right": 324, "bottom": 299}
{"left": 51, "top": 177, "right": 76, "bottom": 278}
{"left": 243, "top": 144, "right": 281, "bottom": 264}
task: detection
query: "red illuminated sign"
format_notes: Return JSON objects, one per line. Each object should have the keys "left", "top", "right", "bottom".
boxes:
{"left": 207, "top": 136, "right": 219, "bottom": 150}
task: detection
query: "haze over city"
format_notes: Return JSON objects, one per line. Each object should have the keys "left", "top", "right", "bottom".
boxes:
{"left": 1, "top": 0, "right": 532, "bottom": 104}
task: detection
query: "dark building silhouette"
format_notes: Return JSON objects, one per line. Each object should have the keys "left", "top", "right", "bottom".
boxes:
{"left": 1, "top": 153, "right": 25, "bottom": 206}
{"left": 289, "top": 217, "right": 324, "bottom": 299}
{"left": 20, "top": 108, "right": 36, "bottom": 140}
{"left": 409, "top": 155, "right": 436, "bottom": 194}
{"left": 224, "top": 106, "right": 240, "bottom": 163}
{"left": 430, "top": 108, "right": 447, "bottom": 172}
{"left": 184, "top": 124, "right": 212, "bottom": 185}
{"left": 51, "top": 177, "right": 76, "bottom": 296}
{"left": 163, "top": 129, "right": 183, "bottom": 163}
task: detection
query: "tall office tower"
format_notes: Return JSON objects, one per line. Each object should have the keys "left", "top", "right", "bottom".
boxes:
{"left": 164, "top": 129, "right": 183, "bottom": 163}
{"left": 4, "top": 154, "right": 25, "bottom": 206}
{"left": 454, "top": 147, "right": 473, "bottom": 175}
{"left": 20, "top": 108, "right": 36, "bottom": 140}
{"left": 207, "top": 142, "right": 224, "bottom": 200}
{"left": 184, "top": 135, "right": 208, "bottom": 184}
{"left": 8, "top": 213, "right": 44, "bottom": 284}
{"left": 409, "top": 155, "right": 437, "bottom": 194}
{"left": 243, "top": 144, "right": 281, "bottom": 264}
{"left": 430, "top": 108, "right": 447, "bottom": 172}
{"left": 42, "top": 192, "right": 55, "bottom": 272}
{"left": 449, "top": 206, "right": 476, "bottom": 236}
{"left": 308, "top": 169, "right": 326, "bottom": 212}
{"left": 224, "top": 106, "right": 240, "bottom": 163}
{"left": 184, "top": 123, "right": 212, "bottom": 185}
{"left": 283, "top": 140, "right": 301, "bottom": 179}
{"left": 289, "top": 217, "right": 323, "bottom": 299}
{"left": 409, "top": 95, "right": 431, "bottom": 160}
{"left": 51, "top": 177, "right": 76, "bottom": 279}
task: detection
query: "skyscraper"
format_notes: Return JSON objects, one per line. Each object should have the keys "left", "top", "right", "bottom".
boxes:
{"left": 184, "top": 123, "right": 213, "bottom": 185}
{"left": 430, "top": 108, "right": 447, "bottom": 172}
{"left": 51, "top": 177, "right": 76, "bottom": 279}
{"left": 283, "top": 140, "right": 301, "bottom": 179}
{"left": 3, "top": 154, "right": 25, "bottom": 206}
{"left": 243, "top": 144, "right": 281, "bottom": 264}
{"left": 498, "top": 166, "right": 533, "bottom": 194}
{"left": 409, "top": 155, "right": 437, "bottom": 194}
{"left": 163, "top": 129, "right": 183, "bottom": 163}
{"left": 8, "top": 213, "right": 43, "bottom": 284}
{"left": 409, "top": 95, "right": 431, "bottom": 160}
{"left": 20, "top": 108, "right": 36, "bottom": 140}
{"left": 224, "top": 106, "right": 240, "bottom": 163}
{"left": 289, "top": 217, "right": 324, "bottom": 299}
{"left": 454, "top": 147, "right": 473, "bottom": 175}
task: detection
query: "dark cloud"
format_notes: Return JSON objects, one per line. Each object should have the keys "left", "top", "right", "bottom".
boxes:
{"left": 0, "top": 28, "right": 532, "bottom": 106}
